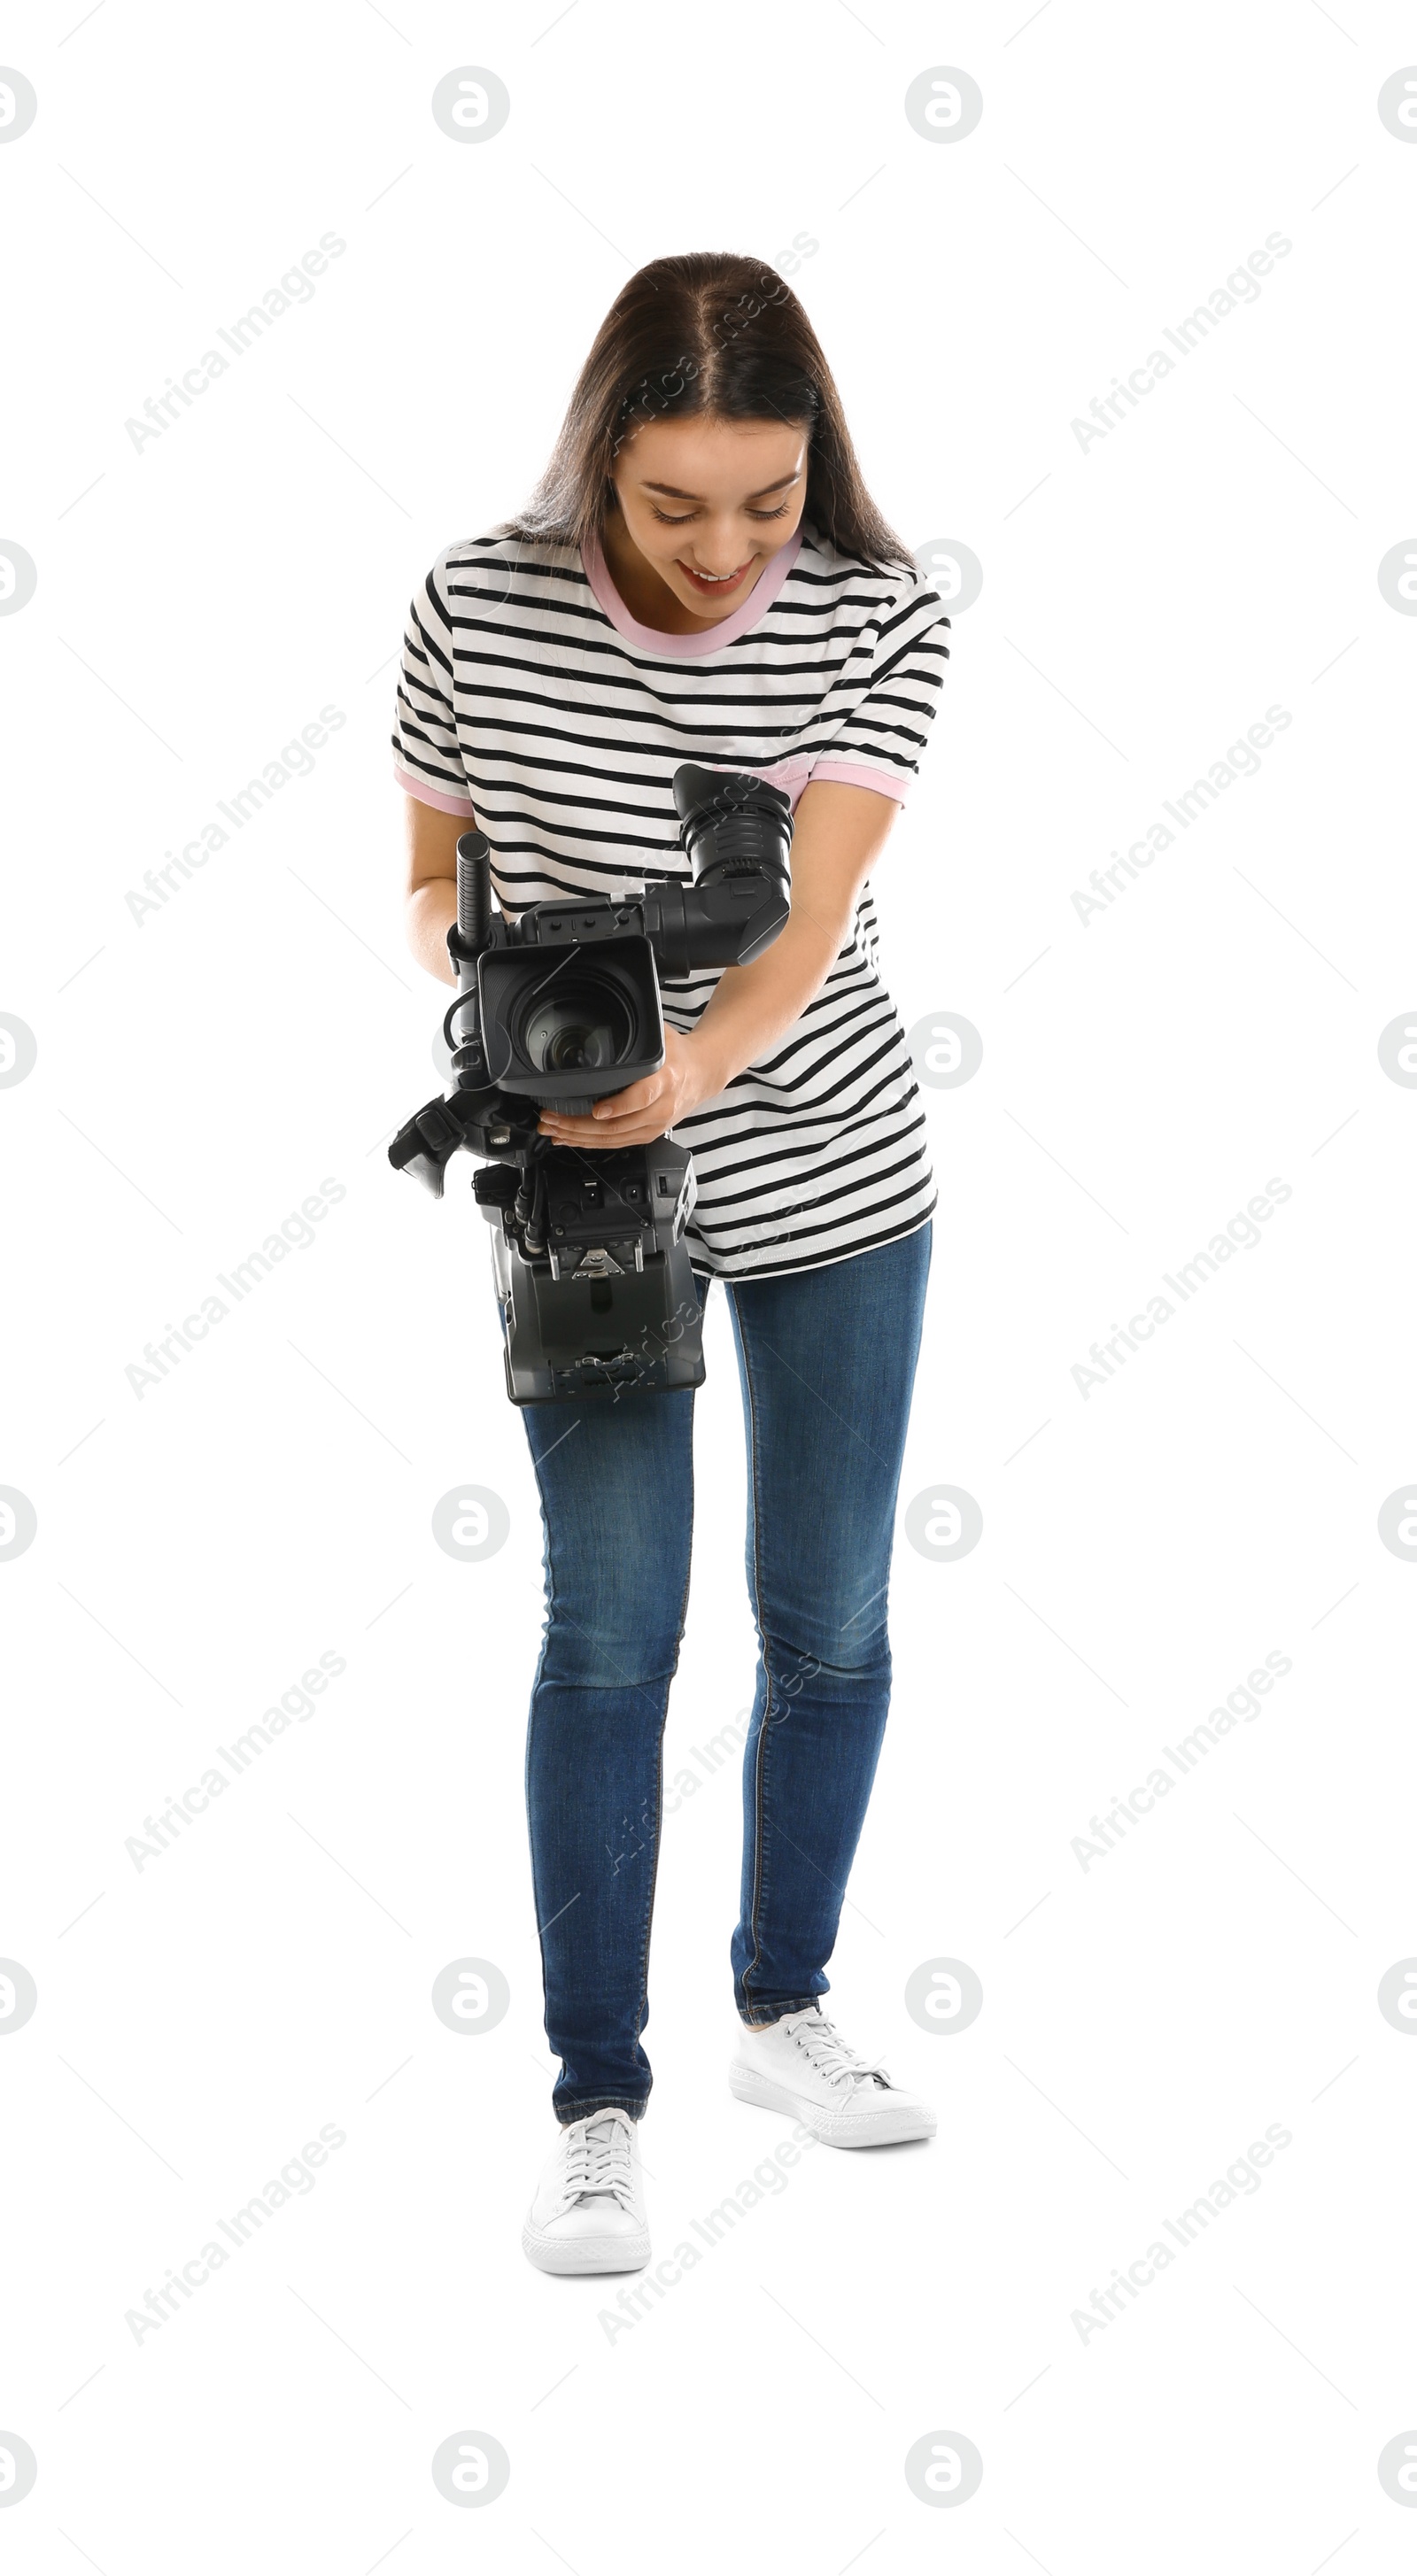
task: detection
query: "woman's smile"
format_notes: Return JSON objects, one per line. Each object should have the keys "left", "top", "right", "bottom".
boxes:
{"left": 678, "top": 558, "right": 755, "bottom": 594}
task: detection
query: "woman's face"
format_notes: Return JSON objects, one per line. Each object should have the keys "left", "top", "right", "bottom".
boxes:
{"left": 607, "top": 414, "right": 808, "bottom": 622}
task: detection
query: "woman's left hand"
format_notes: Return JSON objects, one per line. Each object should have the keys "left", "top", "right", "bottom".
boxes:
{"left": 536, "top": 1027, "right": 724, "bottom": 1150}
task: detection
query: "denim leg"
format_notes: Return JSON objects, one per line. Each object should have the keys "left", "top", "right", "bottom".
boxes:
{"left": 515, "top": 1334, "right": 698, "bottom": 2123}
{"left": 724, "top": 1225, "right": 933, "bottom": 2024}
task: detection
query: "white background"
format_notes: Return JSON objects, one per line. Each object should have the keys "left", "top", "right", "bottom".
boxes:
{"left": 4, "top": 1, "right": 1417, "bottom": 2565}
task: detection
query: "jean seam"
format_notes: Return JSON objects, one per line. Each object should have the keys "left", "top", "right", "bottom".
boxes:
{"left": 739, "top": 1996, "right": 818, "bottom": 2027}
{"left": 524, "top": 1450, "right": 559, "bottom": 2074}
{"left": 730, "top": 1284, "right": 775, "bottom": 2015}
{"left": 557, "top": 2093, "right": 647, "bottom": 2123}
{"left": 631, "top": 1388, "right": 696, "bottom": 2060}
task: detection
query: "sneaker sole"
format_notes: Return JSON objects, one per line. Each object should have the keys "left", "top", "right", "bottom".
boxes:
{"left": 522, "top": 2219, "right": 651, "bottom": 2276}
{"left": 728, "top": 2060, "right": 937, "bottom": 2148}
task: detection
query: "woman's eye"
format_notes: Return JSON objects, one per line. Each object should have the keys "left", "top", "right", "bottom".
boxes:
{"left": 648, "top": 504, "right": 790, "bottom": 525}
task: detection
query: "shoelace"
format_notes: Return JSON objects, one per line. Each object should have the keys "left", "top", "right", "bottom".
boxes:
{"left": 557, "top": 2112, "right": 637, "bottom": 2210}
{"left": 789, "top": 2012, "right": 890, "bottom": 2092}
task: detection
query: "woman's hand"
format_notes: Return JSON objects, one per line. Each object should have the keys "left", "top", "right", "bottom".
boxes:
{"left": 536, "top": 1026, "right": 724, "bottom": 1150}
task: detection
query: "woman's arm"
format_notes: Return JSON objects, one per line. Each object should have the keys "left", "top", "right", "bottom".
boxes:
{"left": 538, "top": 780, "right": 901, "bottom": 1149}
{"left": 402, "top": 795, "right": 467, "bottom": 984}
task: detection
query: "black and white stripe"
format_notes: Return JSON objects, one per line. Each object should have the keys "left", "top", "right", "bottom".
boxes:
{"left": 392, "top": 521, "right": 950, "bottom": 1279}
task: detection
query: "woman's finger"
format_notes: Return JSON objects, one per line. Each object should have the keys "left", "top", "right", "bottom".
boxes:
{"left": 592, "top": 1081, "right": 662, "bottom": 1121}
{"left": 602, "top": 1094, "right": 664, "bottom": 1122}
{"left": 546, "top": 1116, "right": 623, "bottom": 1139}
{"left": 540, "top": 1118, "right": 653, "bottom": 1146}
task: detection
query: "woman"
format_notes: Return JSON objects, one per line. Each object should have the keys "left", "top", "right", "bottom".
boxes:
{"left": 394, "top": 251, "right": 951, "bottom": 2277}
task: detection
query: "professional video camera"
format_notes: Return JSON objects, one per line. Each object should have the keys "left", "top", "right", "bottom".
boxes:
{"left": 388, "top": 763, "right": 794, "bottom": 1406}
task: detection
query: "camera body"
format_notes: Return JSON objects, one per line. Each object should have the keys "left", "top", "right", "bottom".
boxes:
{"left": 388, "top": 763, "right": 794, "bottom": 1406}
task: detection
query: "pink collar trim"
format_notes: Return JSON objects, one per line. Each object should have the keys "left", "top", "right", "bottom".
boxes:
{"left": 581, "top": 522, "right": 803, "bottom": 654}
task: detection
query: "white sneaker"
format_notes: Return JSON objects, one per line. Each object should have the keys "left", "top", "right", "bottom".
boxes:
{"left": 729, "top": 2003, "right": 937, "bottom": 2148}
{"left": 522, "top": 2108, "right": 651, "bottom": 2275}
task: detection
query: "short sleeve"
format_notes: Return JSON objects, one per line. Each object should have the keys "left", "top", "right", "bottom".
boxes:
{"left": 391, "top": 555, "right": 476, "bottom": 815}
{"left": 807, "top": 571, "right": 951, "bottom": 804}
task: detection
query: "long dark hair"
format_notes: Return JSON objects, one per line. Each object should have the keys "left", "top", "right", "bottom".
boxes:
{"left": 492, "top": 250, "right": 916, "bottom": 576}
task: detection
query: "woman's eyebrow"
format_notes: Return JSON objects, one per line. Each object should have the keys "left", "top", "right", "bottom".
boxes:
{"left": 640, "top": 470, "right": 801, "bottom": 500}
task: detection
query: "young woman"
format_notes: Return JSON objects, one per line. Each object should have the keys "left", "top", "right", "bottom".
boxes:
{"left": 394, "top": 251, "right": 951, "bottom": 2277}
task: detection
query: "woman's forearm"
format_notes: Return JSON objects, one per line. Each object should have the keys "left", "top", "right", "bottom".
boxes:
{"left": 407, "top": 878, "right": 459, "bottom": 985}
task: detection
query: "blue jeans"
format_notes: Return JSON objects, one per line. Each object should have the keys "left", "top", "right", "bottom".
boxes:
{"left": 511, "top": 1219, "right": 933, "bottom": 2123}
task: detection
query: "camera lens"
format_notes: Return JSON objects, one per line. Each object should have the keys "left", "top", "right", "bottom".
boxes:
{"left": 522, "top": 980, "right": 633, "bottom": 1075}
{"left": 548, "top": 1024, "right": 603, "bottom": 1071}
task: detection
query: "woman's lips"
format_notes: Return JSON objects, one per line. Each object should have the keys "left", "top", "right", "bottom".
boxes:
{"left": 679, "top": 560, "right": 752, "bottom": 594}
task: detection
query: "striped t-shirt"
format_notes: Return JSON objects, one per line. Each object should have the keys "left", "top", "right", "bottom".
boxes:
{"left": 391, "top": 516, "right": 950, "bottom": 1280}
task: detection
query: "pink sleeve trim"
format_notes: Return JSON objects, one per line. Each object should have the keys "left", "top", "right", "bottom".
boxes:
{"left": 394, "top": 761, "right": 475, "bottom": 816}
{"left": 805, "top": 759, "right": 910, "bottom": 804}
